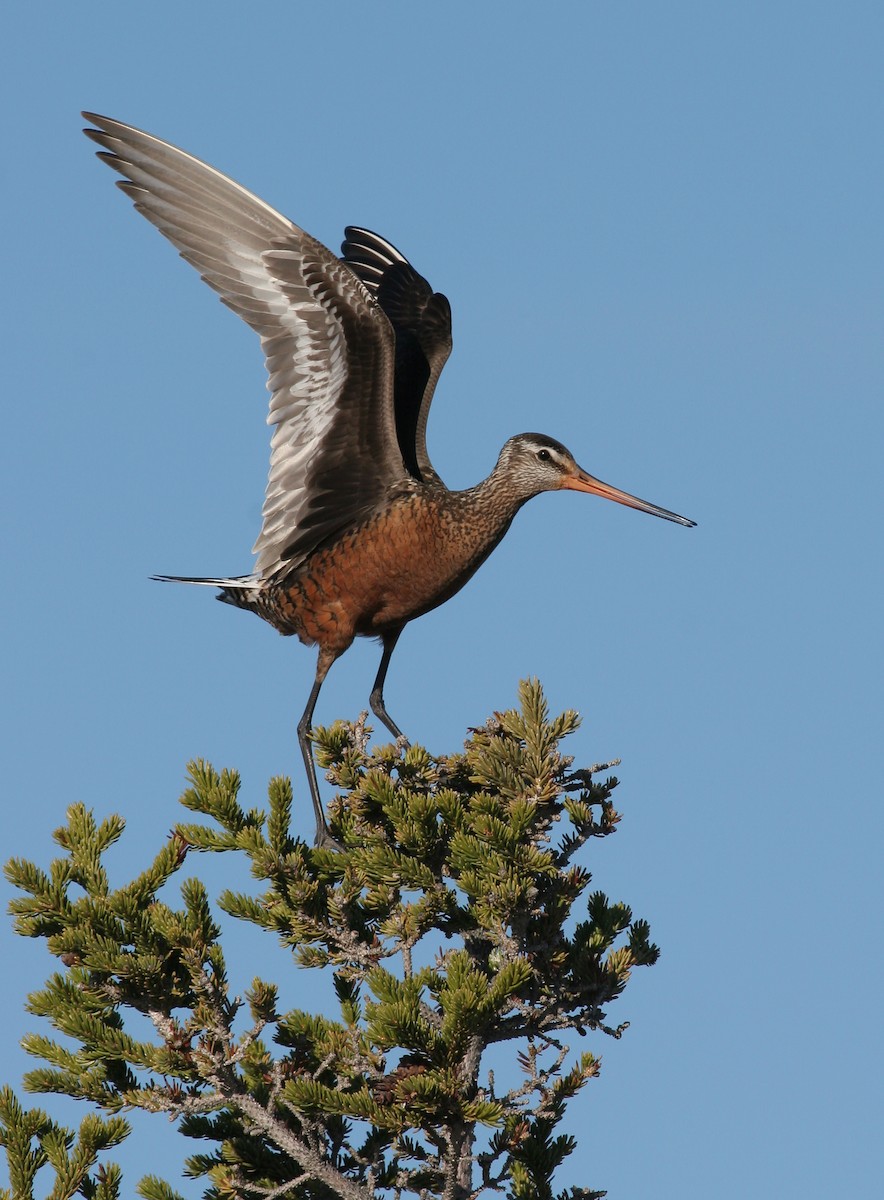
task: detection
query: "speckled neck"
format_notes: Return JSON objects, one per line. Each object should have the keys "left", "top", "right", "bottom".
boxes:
{"left": 461, "top": 460, "right": 542, "bottom": 525}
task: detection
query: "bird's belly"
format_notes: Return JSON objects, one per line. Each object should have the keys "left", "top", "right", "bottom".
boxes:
{"left": 265, "top": 494, "right": 500, "bottom": 647}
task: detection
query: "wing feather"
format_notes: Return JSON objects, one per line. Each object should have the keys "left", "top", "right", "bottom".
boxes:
{"left": 342, "top": 227, "right": 452, "bottom": 486}
{"left": 83, "top": 113, "right": 407, "bottom": 578}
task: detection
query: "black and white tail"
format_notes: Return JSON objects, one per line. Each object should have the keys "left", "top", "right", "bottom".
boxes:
{"left": 151, "top": 573, "right": 262, "bottom": 612}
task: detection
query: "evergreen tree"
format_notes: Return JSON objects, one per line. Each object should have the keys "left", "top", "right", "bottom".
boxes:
{"left": 1, "top": 681, "right": 658, "bottom": 1199}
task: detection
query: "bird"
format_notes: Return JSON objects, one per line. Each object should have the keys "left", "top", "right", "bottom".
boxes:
{"left": 83, "top": 113, "right": 696, "bottom": 849}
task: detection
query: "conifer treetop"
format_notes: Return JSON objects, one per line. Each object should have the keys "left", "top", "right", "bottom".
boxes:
{"left": 2, "top": 681, "right": 658, "bottom": 1200}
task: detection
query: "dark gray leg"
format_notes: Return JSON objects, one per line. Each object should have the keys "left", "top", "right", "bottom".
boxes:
{"left": 297, "top": 647, "right": 343, "bottom": 849}
{"left": 369, "top": 629, "right": 407, "bottom": 742}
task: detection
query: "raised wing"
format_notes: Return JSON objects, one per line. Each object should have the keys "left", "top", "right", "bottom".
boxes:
{"left": 341, "top": 228, "right": 452, "bottom": 486}
{"left": 83, "top": 113, "right": 407, "bottom": 578}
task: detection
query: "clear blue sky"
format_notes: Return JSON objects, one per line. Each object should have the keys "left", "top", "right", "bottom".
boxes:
{"left": 2, "top": 3, "right": 882, "bottom": 1196}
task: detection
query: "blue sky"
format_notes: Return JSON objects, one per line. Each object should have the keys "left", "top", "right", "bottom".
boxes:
{"left": 2, "top": 2, "right": 882, "bottom": 1196}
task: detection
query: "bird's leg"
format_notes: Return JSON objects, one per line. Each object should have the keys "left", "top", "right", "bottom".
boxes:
{"left": 369, "top": 629, "right": 408, "bottom": 744}
{"left": 298, "top": 646, "right": 343, "bottom": 850}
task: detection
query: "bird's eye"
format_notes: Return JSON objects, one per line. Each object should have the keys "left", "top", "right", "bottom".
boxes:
{"left": 537, "top": 448, "right": 551, "bottom": 462}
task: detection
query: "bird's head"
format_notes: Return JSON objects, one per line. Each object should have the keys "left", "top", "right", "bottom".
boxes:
{"left": 498, "top": 433, "right": 696, "bottom": 526}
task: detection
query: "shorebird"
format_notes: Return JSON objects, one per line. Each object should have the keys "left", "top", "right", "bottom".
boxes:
{"left": 84, "top": 113, "right": 696, "bottom": 848}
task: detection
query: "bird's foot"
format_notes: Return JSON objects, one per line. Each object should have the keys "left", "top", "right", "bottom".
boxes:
{"left": 313, "top": 824, "right": 345, "bottom": 853}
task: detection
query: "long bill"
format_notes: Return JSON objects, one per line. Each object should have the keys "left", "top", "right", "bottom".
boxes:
{"left": 561, "top": 469, "right": 696, "bottom": 527}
